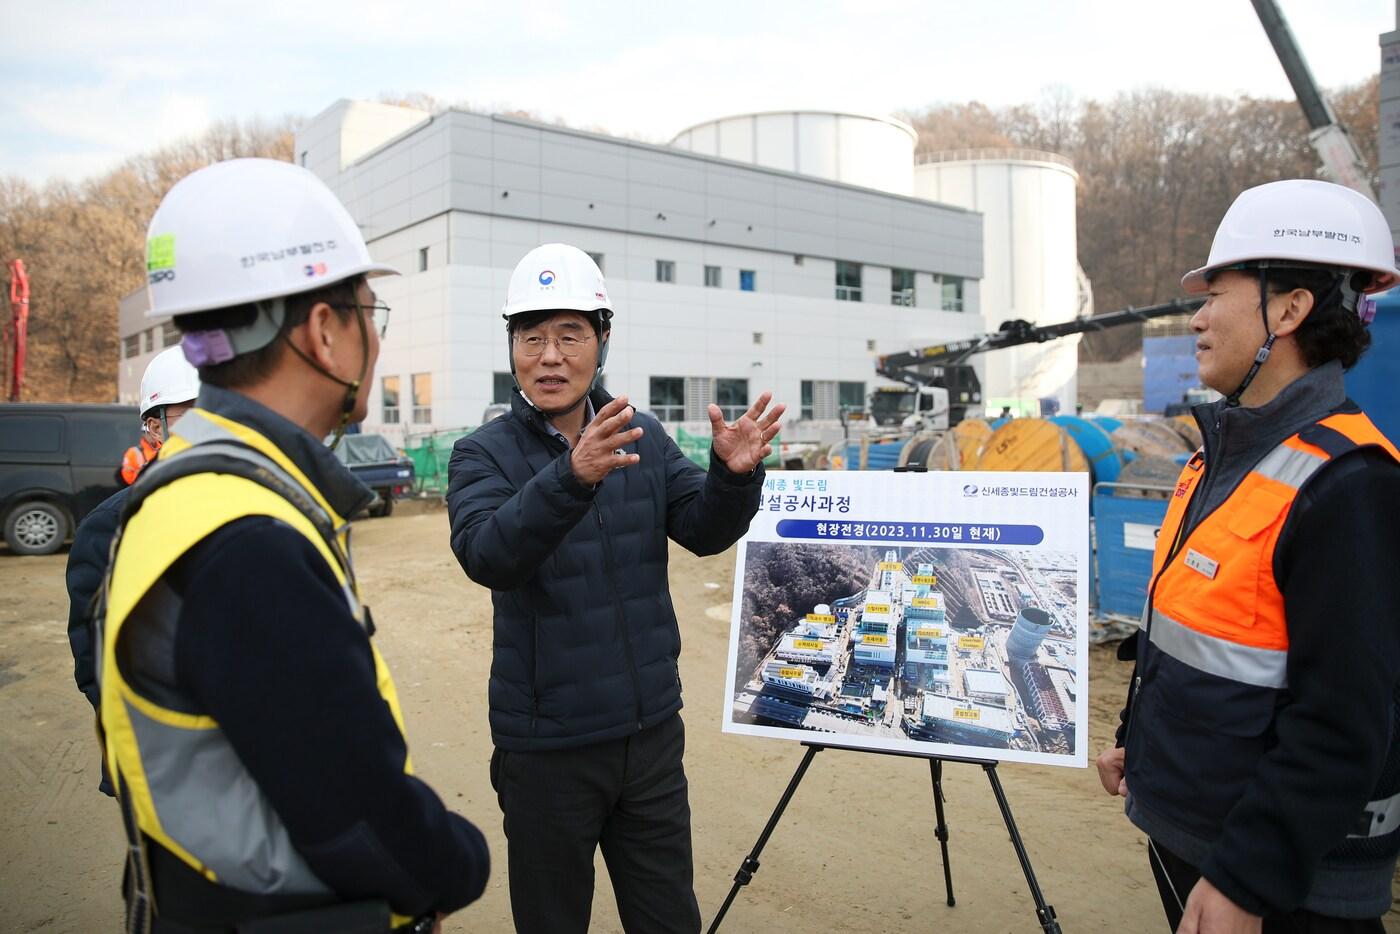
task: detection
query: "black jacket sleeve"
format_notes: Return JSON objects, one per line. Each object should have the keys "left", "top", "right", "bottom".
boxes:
{"left": 661, "top": 435, "right": 764, "bottom": 557}
{"left": 174, "top": 518, "right": 489, "bottom": 917}
{"left": 65, "top": 489, "right": 126, "bottom": 712}
{"left": 1200, "top": 450, "right": 1400, "bottom": 914}
{"left": 446, "top": 435, "right": 597, "bottom": 590}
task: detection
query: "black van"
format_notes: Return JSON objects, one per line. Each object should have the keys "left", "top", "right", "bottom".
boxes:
{"left": 0, "top": 404, "right": 139, "bottom": 555}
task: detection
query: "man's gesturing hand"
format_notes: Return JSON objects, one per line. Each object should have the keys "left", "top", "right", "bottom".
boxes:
{"left": 571, "top": 395, "right": 643, "bottom": 486}
{"left": 709, "top": 391, "right": 785, "bottom": 476}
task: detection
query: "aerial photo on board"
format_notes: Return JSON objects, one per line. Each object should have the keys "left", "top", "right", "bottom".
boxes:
{"left": 729, "top": 543, "right": 1079, "bottom": 758}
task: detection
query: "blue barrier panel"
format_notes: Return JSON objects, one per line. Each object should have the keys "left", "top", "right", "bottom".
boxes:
{"left": 1093, "top": 484, "right": 1172, "bottom": 620}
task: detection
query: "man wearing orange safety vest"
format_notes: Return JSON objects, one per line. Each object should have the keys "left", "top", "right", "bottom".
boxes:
{"left": 1097, "top": 180, "right": 1400, "bottom": 933}
{"left": 119, "top": 436, "right": 157, "bottom": 486}
{"left": 117, "top": 346, "right": 201, "bottom": 486}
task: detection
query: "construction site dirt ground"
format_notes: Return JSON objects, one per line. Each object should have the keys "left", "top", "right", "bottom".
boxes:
{"left": 3, "top": 500, "right": 1398, "bottom": 933}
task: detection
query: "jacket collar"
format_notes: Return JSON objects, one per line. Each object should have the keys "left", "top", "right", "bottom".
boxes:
{"left": 1193, "top": 360, "right": 1348, "bottom": 460}
{"left": 194, "top": 384, "right": 374, "bottom": 518}
{"left": 509, "top": 385, "right": 615, "bottom": 443}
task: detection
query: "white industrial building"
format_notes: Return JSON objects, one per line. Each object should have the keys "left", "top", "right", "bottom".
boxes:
{"left": 116, "top": 99, "right": 1091, "bottom": 434}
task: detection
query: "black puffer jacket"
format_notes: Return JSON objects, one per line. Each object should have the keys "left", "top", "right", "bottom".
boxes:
{"left": 447, "top": 388, "right": 762, "bottom": 751}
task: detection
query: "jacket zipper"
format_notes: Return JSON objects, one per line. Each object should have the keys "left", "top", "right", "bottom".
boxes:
{"left": 1123, "top": 411, "right": 1217, "bottom": 748}
{"left": 531, "top": 615, "right": 540, "bottom": 735}
{"left": 596, "top": 505, "right": 645, "bottom": 730}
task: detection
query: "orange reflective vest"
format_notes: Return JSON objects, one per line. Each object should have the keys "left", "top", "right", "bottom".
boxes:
{"left": 1147, "top": 411, "right": 1399, "bottom": 690}
{"left": 120, "top": 436, "right": 159, "bottom": 486}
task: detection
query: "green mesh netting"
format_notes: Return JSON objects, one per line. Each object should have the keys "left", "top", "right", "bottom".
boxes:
{"left": 403, "top": 428, "right": 475, "bottom": 493}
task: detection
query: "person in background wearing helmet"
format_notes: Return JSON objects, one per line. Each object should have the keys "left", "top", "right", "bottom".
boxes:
{"left": 118, "top": 433, "right": 156, "bottom": 487}
{"left": 447, "top": 243, "right": 783, "bottom": 934}
{"left": 114, "top": 349, "right": 200, "bottom": 486}
{"left": 99, "top": 158, "right": 488, "bottom": 933}
{"left": 1096, "top": 179, "right": 1400, "bottom": 933}
{"left": 66, "top": 346, "right": 201, "bottom": 797}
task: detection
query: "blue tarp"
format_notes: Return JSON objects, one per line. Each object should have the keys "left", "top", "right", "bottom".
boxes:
{"left": 1093, "top": 486, "right": 1170, "bottom": 620}
{"left": 1143, "top": 335, "right": 1199, "bottom": 414}
{"left": 1347, "top": 291, "right": 1399, "bottom": 443}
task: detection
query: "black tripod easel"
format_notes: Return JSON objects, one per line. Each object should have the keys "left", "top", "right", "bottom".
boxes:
{"left": 706, "top": 742, "right": 1063, "bottom": 933}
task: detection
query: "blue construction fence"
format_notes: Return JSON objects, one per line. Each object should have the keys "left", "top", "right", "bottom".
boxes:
{"left": 1092, "top": 482, "right": 1172, "bottom": 622}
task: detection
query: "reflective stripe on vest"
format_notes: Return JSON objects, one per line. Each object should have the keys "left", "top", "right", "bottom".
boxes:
{"left": 99, "top": 407, "right": 412, "bottom": 897}
{"left": 1148, "top": 411, "right": 1400, "bottom": 689}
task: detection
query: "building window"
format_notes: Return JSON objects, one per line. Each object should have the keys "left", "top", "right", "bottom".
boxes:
{"left": 650, "top": 376, "right": 684, "bottom": 422}
{"left": 936, "top": 274, "right": 965, "bottom": 312}
{"left": 800, "top": 380, "right": 866, "bottom": 421}
{"left": 793, "top": 255, "right": 804, "bottom": 266}
{"left": 839, "top": 381, "right": 865, "bottom": 412}
{"left": 716, "top": 378, "right": 748, "bottom": 421}
{"left": 835, "top": 261, "right": 862, "bottom": 301}
{"left": 382, "top": 376, "right": 400, "bottom": 424}
{"left": 299, "top": 151, "right": 307, "bottom": 167}
{"left": 161, "top": 321, "right": 180, "bottom": 348}
{"left": 587, "top": 252, "right": 605, "bottom": 272}
{"left": 493, "top": 371, "right": 515, "bottom": 404}
{"left": 656, "top": 260, "right": 675, "bottom": 284}
{"left": 740, "top": 269, "right": 755, "bottom": 292}
{"left": 891, "top": 268, "right": 916, "bottom": 306}
{"left": 752, "top": 332, "right": 763, "bottom": 345}
{"left": 411, "top": 372, "right": 432, "bottom": 424}
{"left": 419, "top": 247, "right": 429, "bottom": 272}
{"left": 123, "top": 334, "right": 140, "bottom": 359}
{"left": 143, "top": 329, "right": 154, "bottom": 353}
{"left": 704, "top": 265, "right": 722, "bottom": 288}
{"left": 866, "top": 339, "right": 877, "bottom": 351}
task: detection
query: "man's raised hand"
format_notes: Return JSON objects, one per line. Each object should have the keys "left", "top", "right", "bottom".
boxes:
{"left": 709, "top": 391, "right": 785, "bottom": 476}
{"left": 571, "top": 395, "right": 643, "bottom": 486}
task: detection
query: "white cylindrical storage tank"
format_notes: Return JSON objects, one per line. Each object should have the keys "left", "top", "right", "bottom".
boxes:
{"left": 913, "top": 150, "right": 1087, "bottom": 415}
{"left": 670, "top": 111, "right": 915, "bottom": 196}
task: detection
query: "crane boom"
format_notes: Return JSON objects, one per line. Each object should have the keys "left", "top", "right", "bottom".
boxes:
{"left": 1250, "top": 0, "right": 1376, "bottom": 199}
{"left": 872, "top": 297, "right": 1203, "bottom": 427}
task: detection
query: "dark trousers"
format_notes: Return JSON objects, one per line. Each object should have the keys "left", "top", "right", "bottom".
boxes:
{"left": 1148, "top": 839, "right": 1384, "bottom": 933}
{"left": 490, "top": 714, "right": 701, "bottom": 934}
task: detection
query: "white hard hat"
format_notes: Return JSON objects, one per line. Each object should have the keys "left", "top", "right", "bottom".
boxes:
{"left": 144, "top": 158, "right": 398, "bottom": 320}
{"left": 502, "top": 243, "right": 612, "bottom": 320}
{"left": 139, "top": 346, "right": 201, "bottom": 419}
{"left": 1182, "top": 179, "right": 1400, "bottom": 296}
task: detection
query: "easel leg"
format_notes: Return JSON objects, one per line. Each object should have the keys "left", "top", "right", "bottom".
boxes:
{"left": 929, "top": 759, "right": 955, "bottom": 907}
{"left": 982, "top": 763, "right": 1062, "bottom": 934}
{"left": 706, "top": 745, "right": 822, "bottom": 934}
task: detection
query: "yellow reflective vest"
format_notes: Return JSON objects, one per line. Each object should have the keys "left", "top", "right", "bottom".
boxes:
{"left": 98, "top": 407, "right": 413, "bottom": 919}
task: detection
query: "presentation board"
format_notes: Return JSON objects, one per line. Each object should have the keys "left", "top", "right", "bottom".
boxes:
{"left": 722, "top": 470, "right": 1090, "bottom": 768}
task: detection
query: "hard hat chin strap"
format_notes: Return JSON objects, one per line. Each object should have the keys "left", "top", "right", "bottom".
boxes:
{"left": 280, "top": 305, "right": 370, "bottom": 449}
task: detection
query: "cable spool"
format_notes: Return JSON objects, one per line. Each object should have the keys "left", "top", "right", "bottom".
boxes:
{"left": 975, "top": 418, "right": 1090, "bottom": 472}
{"left": 1167, "top": 414, "right": 1203, "bottom": 450}
{"left": 1110, "top": 420, "right": 1192, "bottom": 461}
{"left": 1050, "top": 415, "right": 1124, "bottom": 483}
{"left": 1117, "top": 455, "right": 1182, "bottom": 496}
{"left": 897, "top": 431, "right": 961, "bottom": 470}
{"left": 952, "top": 419, "right": 993, "bottom": 468}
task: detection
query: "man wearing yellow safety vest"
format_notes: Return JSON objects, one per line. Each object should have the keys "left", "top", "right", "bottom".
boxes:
{"left": 1097, "top": 179, "right": 1400, "bottom": 933}
{"left": 68, "top": 345, "right": 201, "bottom": 797}
{"left": 98, "top": 158, "right": 489, "bottom": 933}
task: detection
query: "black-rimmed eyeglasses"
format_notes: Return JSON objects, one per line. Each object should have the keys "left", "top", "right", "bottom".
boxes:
{"left": 513, "top": 334, "right": 594, "bottom": 357}
{"left": 333, "top": 301, "right": 391, "bottom": 339}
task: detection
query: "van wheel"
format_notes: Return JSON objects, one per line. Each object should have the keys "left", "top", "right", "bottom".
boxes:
{"left": 4, "top": 501, "right": 70, "bottom": 555}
